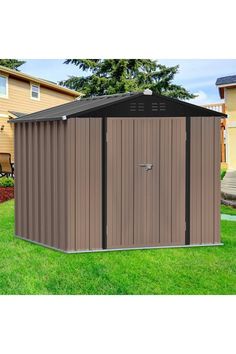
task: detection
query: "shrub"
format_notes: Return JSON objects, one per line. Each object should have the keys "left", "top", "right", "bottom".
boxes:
{"left": 0, "top": 177, "right": 14, "bottom": 187}
{"left": 221, "top": 169, "right": 227, "bottom": 180}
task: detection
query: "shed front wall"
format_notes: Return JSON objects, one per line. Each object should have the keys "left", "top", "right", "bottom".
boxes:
{"left": 106, "top": 117, "right": 186, "bottom": 249}
{"left": 15, "top": 118, "right": 102, "bottom": 252}
{"left": 66, "top": 118, "right": 102, "bottom": 251}
{"left": 190, "top": 117, "right": 221, "bottom": 245}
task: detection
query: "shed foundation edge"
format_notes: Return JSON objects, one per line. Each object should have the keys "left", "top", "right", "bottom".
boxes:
{"left": 15, "top": 235, "right": 223, "bottom": 253}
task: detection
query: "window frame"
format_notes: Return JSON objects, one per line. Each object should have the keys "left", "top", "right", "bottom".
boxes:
{"left": 0, "top": 74, "right": 9, "bottom": 99}
{"left": 30, "top": 83, "right": 40, "bottom": 101}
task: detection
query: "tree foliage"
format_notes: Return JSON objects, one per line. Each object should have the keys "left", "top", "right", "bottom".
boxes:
{"left": 0, "top": 59, "right": 26, "bottom": 71}
{"left": 60, "top": 59, "right": 195, "bottom": 99}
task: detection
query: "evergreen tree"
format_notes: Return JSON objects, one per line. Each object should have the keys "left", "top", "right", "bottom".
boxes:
{"left": 60, "top": 59, "right": 195, "bottom": 99}
{"left": 0, "top": 59, "right": 26, "bottom": 71}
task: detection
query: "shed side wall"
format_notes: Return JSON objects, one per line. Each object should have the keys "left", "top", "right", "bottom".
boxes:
{"left": 190, "top": 117, "right": 221, "bottom": 244}
{"left": 15, "top": 121, "right": 69, "bottom": 250}
{"left": 67, "top": 118, "right": 102, "bottom": 251}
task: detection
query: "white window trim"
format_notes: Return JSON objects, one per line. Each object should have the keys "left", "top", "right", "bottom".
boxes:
{"left": 0, "top": 74, "right": 9, "bottom": 99}
{"left": 30, "top": 83, "right": 40, "bottom": 101}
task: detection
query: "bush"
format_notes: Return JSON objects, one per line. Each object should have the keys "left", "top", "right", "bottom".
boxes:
{"left": 0, "top": 177, "right": 14, "bottom": 187}
{"left": 221, "top": 169, "right": 227, "bottom": 180}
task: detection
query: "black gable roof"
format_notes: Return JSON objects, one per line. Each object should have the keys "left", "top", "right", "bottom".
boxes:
{"left": 10, "top": 92, "right": 226, "bottom": 123}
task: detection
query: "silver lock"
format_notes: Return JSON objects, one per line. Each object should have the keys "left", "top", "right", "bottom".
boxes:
{"left": 137, "top": 163, "right": 153, "bottom": 171}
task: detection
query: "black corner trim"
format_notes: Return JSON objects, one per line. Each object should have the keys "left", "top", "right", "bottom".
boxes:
{"left": 185, "top": 117, "right": 191, "bottom": 245}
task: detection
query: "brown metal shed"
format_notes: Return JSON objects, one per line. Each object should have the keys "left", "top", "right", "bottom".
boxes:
{"left": 11, "top": 91, "right": 226, "bottom": 252}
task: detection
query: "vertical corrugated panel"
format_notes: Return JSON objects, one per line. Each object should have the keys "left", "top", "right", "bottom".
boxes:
{"left": 22, "top": 123, "right": 28, "bottom": 238}
{"left": 14, "top": 124, "right": 21, "bottom": 236}
{"left": 146, "top": 119, "right": 154, "bottom": 244}
{"left": 150, "top": 119, "right": 160, "bottom": 244}
{"left": 28, "top": 123, "right": 34, "bottom": 240}
{"left": 121, "top": 119, "right": 134, "bottom": 246}
{"left": 134, "top": 119, "right": 145, "bottom": 245}
{"left": 171, "top": 118, "right": 186, "bottom": 244}
{"left": 57, "top": 121, "right": 67, "bottom": 250}
{"left": 107, "top": 119, "right": 122, "bottom": 248}
{"left": 159, "top": 119, "right": 172, "bottom": 245}
{"left": 202, "top": 118, "right": 214, "bottom": 244}
{"left": 52, "top": 121, "right": 59, "bottom": 248}
{"left": 67, "top": 119, "right": 76, "bottom": 251}
{"left": 75, "top": 118, "right": 90, "bottom": 250}
{"left": 44, "top": 122, "right": 52, "bottom": 247}
{"left": 33, "top": 122, "right": 40, "bottom": 243}
{"left": 39, "top": 123, "right": 45, "bottom": 245}
{"left": 190, "top": 117, "right": 220, "bottom": 245}
{"left": 89, "top": 118, "right": 102, "bottom": 249}
{"left": 214, "top": 118, "right": 221, "bottom": 244}
{"left": 190, "top": 118, "right": 202, "bottom": 244}
{"left": 66, "top": 118, "right": 102, "bottom": 251}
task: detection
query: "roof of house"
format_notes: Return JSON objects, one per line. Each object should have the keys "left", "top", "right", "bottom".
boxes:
{"left": 216, "top": 75, "right": 236, "bottom": 99}
{"left": 0, "top": 65, "right": 80, "bottom": 97}
{"left": 10, "top": 91, "right": 227, "bottom": 123}
{"left": 216, "top": 75, "right": 236, "bottom": 86}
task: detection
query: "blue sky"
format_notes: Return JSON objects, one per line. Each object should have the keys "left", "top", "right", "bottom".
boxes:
{"left": 21, "top": 59, "right": 236, "bottom": 104}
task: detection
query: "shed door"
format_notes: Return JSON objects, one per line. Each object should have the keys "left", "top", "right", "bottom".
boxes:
{"left": 106, "top": 118, "right": 186, "bottom": 249}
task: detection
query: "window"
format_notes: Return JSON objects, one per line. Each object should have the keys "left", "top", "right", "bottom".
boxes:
{"left": 31, "top": 83, "right": 40, "bottom": 100}
{"left": 0, "top": 75, "right": 8, "bottom": 98}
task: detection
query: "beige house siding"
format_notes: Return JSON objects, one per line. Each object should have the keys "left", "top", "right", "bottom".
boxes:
{"left": 0, "top": 74, "right": 77, "bottom": 161}
{"left": 0, "top": 115, "right": 15, "bottom": 159}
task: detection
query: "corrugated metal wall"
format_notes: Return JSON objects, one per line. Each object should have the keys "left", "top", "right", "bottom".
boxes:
{"left": 66, "top": 118, "right": 102, "bottom": 251}
{"left": 14, "top": 115, "right": 221, "bottom": 252}
{"left": 106, "top": 118, "right": 186, "bottom": 249}
{"left": 15, "top": 121, "right": 69, "bottom": 250}
{"left": 15, "top": 118, "right": 102, "bottom": 252}
{"left": 190, "top": 117, "right": 221, "bottom": 244}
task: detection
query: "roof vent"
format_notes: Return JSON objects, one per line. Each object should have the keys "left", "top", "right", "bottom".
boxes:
{"left": 143, "top": 89, "right": 152, "bottom": 95}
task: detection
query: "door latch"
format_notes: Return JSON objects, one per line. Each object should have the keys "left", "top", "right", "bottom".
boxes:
{"left": 137, "top": 163, "right": 153, "bottom": 171}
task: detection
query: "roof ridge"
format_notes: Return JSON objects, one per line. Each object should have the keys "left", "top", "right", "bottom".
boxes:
{"left": 80, "top": 92, "right": 137, "bottom": 101}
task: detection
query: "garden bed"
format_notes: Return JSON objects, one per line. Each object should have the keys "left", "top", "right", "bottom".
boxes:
{"left": 0, "top": 177, "right": 14, "bottom": 203}
{"left": 0, "top": 186, "right": 14, "bottom": 203}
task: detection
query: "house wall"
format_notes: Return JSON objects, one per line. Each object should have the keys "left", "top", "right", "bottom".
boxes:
{"left": 0, "top": 74, "right": 76, "bottom": 161}
{"left": 224, "top": 87, "right": 236, "bottom": 169}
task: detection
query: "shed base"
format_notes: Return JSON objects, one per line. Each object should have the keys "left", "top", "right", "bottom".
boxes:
{"left": 15, "top": 235, "right": 223, "bottom": 253}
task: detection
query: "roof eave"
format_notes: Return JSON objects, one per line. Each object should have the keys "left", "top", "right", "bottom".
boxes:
{"left": 0, "top": 65, "right": 80, "bottom": 97}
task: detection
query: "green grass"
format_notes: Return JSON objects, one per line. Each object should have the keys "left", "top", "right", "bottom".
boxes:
{"left": 0, "top": 199, "right": 236, "bottom": 294}
{"left": 221, "top": 204, "right": 236, "bottom": 216}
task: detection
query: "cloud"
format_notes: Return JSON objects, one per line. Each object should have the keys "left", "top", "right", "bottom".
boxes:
{"left": 189, "top": 90, "right": 209, "bottom": 105}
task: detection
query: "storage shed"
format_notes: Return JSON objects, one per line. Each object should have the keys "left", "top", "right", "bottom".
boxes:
{"left": 11, "top": 91, "right": 226, "bottom": 252}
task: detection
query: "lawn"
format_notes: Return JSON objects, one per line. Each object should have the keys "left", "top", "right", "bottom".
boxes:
{"left": 0, "top": 200, "right": 236, "bottom": 295}
{"left": 221, "top": 204, "right": 236, "bottom": 215}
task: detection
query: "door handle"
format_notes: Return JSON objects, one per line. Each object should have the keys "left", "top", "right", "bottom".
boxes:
{"left": 137, "top": 163, "right": 153, "bottom": 171}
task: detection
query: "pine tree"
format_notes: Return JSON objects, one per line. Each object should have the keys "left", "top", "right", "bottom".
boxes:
{"left": 60, "top": 59, "right": 195, "bottom": 99}
{"left": 0, "top": 59, "right": 26, "bottom": 71}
